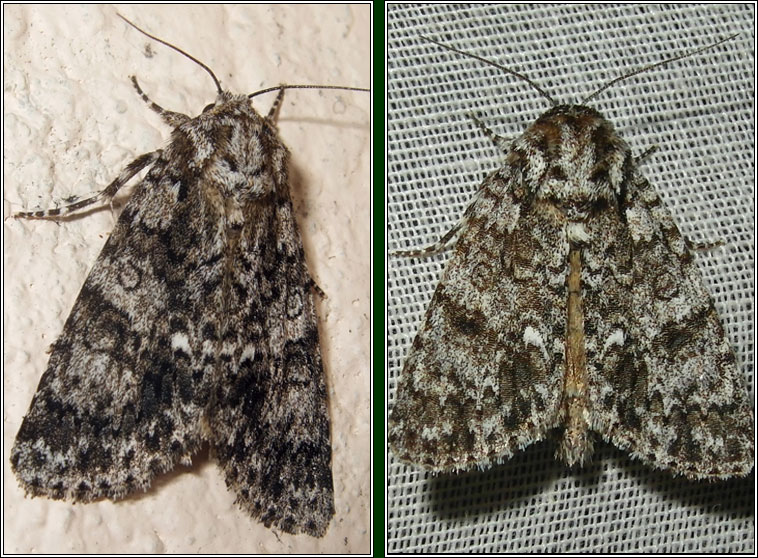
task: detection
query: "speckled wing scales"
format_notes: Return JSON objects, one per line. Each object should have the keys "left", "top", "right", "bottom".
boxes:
{"left": 389, "top": 167, "right": 568, "bottom": 472}
{"left": 584, "top": 174, "right": 754, "bottom": 479}
{"left": 208, "top": 126, "right": 333, "bottom": 537}
{"left": 10, "top": 148, "right": 217, "bottom": 502}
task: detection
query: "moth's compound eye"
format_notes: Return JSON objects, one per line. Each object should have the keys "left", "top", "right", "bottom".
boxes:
{"left": 202, "top": 103, "right": 216, "bottom": 113}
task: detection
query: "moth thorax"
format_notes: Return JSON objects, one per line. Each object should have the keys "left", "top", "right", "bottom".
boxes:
{"left": 522, "top": 104, "right": 631, "bottom": 212}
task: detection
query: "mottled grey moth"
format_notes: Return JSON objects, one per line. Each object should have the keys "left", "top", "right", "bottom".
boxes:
{"left": 389, "top": 35, "right": 754, "bottom": 480}
{"left": 10, "top": 15, "right": 367, "bottom": 537}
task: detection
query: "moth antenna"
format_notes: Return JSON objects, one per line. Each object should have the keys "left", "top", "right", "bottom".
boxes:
{"left": 419, "top": 35, "right": 558, "bottom": 107}
{"left": 248, "top": 84, "right": 370, "bottom": 99}
{"left": 117, "top": 13, "right": 223, "bottom": 94}
{"left": 582, "top": 34, "right": 738, "bottom": 105}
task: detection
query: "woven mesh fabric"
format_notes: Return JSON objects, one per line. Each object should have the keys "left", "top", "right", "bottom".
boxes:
{"left": 386, "top": 4, "right": 754, "bottom": 553}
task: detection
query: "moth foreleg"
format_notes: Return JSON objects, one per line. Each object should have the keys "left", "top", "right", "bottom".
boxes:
{"left": 15, "top": 150, "right": 161, "bottom": 219}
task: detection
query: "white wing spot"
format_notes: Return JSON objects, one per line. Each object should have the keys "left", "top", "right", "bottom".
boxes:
{"left": 240, "top": 344, "right": 257, "bottom": 363}
{"left": 603, "top": 329, "right": 625, "bottom": 355}
{"left": 171, "top": 332, "right": 192, "bottom": 355}
{"left": 523, "top": 326, "right": 549, "bottom": 361}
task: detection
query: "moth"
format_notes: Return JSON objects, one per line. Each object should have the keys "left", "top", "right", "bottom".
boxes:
{"left": 10, "top": 15, "right": 367, "bottom": 537}
{"left": 389, "top": 35, "right": 754, "bottom": 480}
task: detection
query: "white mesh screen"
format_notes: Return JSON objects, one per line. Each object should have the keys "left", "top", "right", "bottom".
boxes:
{"left": 387, "top": 4, "right": 754, "bottom": 553}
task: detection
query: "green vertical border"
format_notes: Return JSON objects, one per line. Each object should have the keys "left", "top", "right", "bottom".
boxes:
{"left": 374, "top": 1, "right": 385, "bottom": 555}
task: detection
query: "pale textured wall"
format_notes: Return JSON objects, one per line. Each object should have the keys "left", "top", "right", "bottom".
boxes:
{"left": 4, "top": 4, "right": 370, "bottom": 553}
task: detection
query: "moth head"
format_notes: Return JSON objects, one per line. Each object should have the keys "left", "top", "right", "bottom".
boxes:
{"left": 200, "top": 92, "right": 241, "bottom": 115}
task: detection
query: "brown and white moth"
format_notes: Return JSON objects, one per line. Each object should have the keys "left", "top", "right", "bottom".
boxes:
{"left": 10, "top": 14, "right": 367, "bottom": 537}
{"left": 389, "top": 35, "right": 753, "bottom": 480}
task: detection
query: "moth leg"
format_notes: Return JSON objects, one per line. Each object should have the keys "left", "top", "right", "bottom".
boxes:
{"left": 685, "top": 236, "right": 725, "bottom": 252}
{"left": 632, "top": 147, "right": 722, "bottom": 250}
{"left": 15, "top": 151, "right": 161, "bottom": 219}
{"left": 266, "top": 87, "right": 286, "bottom": 121}
{"left": 393, "top": 165, "right": 508, "bottom": 258}
{"left": 391, "top": 210, "right": 470, "bottom": 258}
{"left": 635, "top": 145, "right": 659, "bottom": 165}
{"left": 393, "top": 114, "right": 513, "bottom": 258}
{"left": 632, "top": 151, "right": 724, "bottom": 252}
{"left": 130, "top": 76, "right": 191, "bottom": 127}
{"left": 309, "top": 277, "right": 326, "bottom": 299}
{"left": 467, "top": 112, "right": 511, "bottom": 153}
